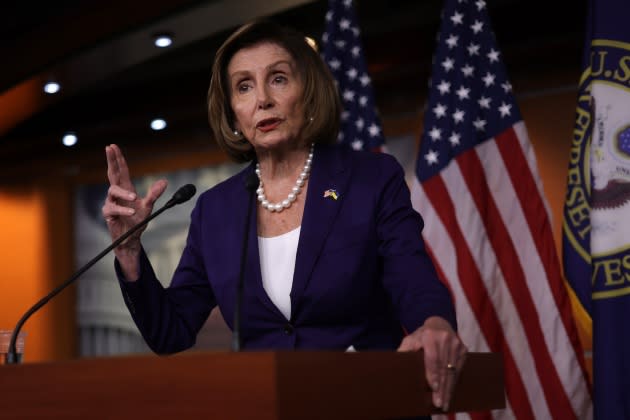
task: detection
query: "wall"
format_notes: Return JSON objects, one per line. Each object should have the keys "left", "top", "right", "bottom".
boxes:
{"left": 0, "top": 181, "right": 75, "bottom": 362}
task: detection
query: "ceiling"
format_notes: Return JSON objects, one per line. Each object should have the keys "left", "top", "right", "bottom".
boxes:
{"left": 0, "top": 0, "right": 586, "bottom": 181}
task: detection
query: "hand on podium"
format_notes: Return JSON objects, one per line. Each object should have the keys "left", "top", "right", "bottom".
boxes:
{"left": 398, "top": 315, "right": 468, "bottom": 412}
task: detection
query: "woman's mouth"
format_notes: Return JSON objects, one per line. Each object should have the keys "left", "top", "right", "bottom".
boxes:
{"left": 256, "top": 118, "right": 282, "bottom": 132}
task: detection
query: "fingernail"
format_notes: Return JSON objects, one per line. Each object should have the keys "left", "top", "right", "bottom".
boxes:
{"left": 128, "top": 193, "right": 136, "bottom": 200}
{"left": 434, "top": 396, "right": 442, "bottom": 407}
{"left": 433, "top": 382, "right": 439, "bottom": 391}
{"left": 128, "top": 208, "right": 135, "bottom": 215}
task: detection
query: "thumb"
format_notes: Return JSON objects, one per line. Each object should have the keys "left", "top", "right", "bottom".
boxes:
{"left": 145, "top": 179, "right": 169, "bottom": 207}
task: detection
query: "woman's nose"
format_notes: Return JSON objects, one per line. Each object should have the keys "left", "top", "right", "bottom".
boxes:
{"left": 256, "top": 86, "right": 274, "bottom": 109}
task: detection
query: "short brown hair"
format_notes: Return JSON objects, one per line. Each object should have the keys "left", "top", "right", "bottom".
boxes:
{"left": 207, "top": 20, "right": 341, "bottom": 162}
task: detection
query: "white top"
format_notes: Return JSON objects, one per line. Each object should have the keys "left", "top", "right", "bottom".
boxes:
{"left": 258, "top": 226, "right": 301, "bottom": 320}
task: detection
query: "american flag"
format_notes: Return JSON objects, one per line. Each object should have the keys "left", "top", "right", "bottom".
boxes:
{"left": 411, "top": 0, "right": 592, "bottom": 418}
{"left": 321, "top": 0, "right": 386, "bottom": 152}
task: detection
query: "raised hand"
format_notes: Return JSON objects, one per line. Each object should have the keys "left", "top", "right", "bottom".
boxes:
{"left": 101, "top": 144, "right": 168, "bottom": 279}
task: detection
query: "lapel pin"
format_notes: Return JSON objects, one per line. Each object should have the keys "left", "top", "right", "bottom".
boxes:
{"left": 323, "top": 189, "right": 339, "bottom": 200}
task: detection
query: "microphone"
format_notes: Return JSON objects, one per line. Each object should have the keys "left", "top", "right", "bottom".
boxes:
{"left": 164, "top": 183, "right": 196, "bottom": 208}
{"left": 232, "top": 171, "right": 259, "bottom": 352}
{"left": 5, "top": 184, "right": 197, "bottom": 364}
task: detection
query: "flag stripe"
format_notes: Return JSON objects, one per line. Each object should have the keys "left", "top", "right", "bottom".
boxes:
{"left": 439, "top": 158, "right": 549, "bottom": 420}
{"left": 413, "top": 182, "right": 484, "bottom": 348}
{"left": 497, "top": 128, "right": 577, "bottom": 342}
{"left": 459, "top": 144, "right": 577, "bottom": 419}
{"left": 418, "top": 171, "right": 537, "bottom": 419}
{"left": 411, "top": 182, "right": 517, "bottom": 420}
{"left": 479, "top": 131, "right": 586, "bottom": 408}
{"left": 494, "top": 128, "right": 592, "bottom": 405}
{"left": 510, "top": 123, "right": 555, "bottom": 224}
{"left": 498, "top": 126, "right": 590, "bottom": 356}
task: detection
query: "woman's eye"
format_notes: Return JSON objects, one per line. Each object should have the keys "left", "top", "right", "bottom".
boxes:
{"left": 273, "top": 75, "right": 287, "bottom": 84}
{"left": 237, "top": 83, "right": 251, "bottom": 93}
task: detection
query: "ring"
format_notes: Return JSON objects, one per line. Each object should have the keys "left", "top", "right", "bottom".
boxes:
{"left": 446, "top": 363, "right": 456, "bottom": 371}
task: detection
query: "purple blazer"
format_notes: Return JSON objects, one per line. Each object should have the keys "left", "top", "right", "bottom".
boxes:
{"left": 118, "top": 144, "right": 456, "bottom": 353}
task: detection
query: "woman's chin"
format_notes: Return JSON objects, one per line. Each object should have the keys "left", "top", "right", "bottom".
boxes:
{"left": 251, "top": 134, "right": 300, "bottom": 151}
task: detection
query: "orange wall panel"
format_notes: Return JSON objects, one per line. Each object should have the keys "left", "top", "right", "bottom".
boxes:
{"left": 0, "top": 183, "right": 75, "bottom": 362}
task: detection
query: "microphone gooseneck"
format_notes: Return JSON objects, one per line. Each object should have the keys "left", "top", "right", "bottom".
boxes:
{"left": 232, "top": 171, "right": 259, "bottom": 352}
{"left": 5, "top": 184, "right": 197, "bottom": 364}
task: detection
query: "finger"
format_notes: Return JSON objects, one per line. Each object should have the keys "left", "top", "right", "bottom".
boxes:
{"left": 112, "top": 144, "right": 133, "bottom": 190}
{"left": 434, "top": 350, "right": 449, "bottom": 409}
{"left": 107, "top": 184, "right": 137, "bottom": 202}
{"left": 422, "top": 336, "right": 444, "bottom": 408}
{"left": 106, "top": 145, "right": 121, "bottom": 186}
{"left": 106, "top": 144, "right": 134, "bottom": 191}
{"left": 441, "top": 346, "right": 458, "bottom": 411}
{"left": 443, "top": 342, "right": 468, "bottom": 411}
{"left": 144, "top": 179, "right": 169, "bottom": 208}
{"left": 103, "top": 202, "right": 136, "bottom": 218}
{"left": 397, "top": 334, "right": 421, "bottom": 352}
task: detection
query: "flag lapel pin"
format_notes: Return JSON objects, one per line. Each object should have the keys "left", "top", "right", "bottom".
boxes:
{"left": 323, "top": 189, "right": 339, "bottom": 201}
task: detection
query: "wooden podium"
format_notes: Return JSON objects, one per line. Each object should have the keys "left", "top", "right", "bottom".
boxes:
{"left": 0, "top": 351, "right": 504, "bottom": 419}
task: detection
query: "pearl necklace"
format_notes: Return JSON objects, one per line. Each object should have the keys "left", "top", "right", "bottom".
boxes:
{"left": 255, "top": 144, "right": 314, "bottom": 212}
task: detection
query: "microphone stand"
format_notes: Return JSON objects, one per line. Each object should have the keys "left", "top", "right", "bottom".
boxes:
{"left": 5, "top": 185, "right": 196, "bottom": 364}
{"left": 232, "top": 172, "right": 259, "bottom": 352}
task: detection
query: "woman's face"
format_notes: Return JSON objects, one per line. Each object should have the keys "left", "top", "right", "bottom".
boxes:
{"left": 228, "top": 42, "right": 306, "bottom": 152}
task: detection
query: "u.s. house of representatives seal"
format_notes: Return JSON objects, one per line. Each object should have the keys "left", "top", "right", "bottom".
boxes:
{"left": 588, "top": 39, "right": 630, "bottom": 299}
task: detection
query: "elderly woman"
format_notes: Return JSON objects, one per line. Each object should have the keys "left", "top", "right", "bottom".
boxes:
{"left": 103, "top": 20, "right": 466, "bottom": 411}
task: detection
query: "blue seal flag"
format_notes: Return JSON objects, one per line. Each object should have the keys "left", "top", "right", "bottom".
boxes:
{"left": 563, "top": 0, "right": 630, "bottom": 417}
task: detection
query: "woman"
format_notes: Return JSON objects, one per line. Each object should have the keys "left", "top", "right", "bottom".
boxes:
{"left": 103, "top": 20, "right": 466, "bottom": 411}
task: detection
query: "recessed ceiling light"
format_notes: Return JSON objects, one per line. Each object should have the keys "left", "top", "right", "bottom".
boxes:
{"left": 151, "top": 118, "right": 167, "bottom": 131}
{"left": 62, "top": 132, "right": 77, "bottom": 147}
{"left": 44, "top": 81, "right": 61, "bottom": 94}
{"left": 154, "top": 34, "right": 173, "bottom": 48}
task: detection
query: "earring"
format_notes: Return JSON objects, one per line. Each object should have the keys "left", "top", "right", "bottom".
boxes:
{"left": 309, "top": 116, "right": 314, "bottom": 123}
{"left": 233, "top": 129, "right": 240, "bottom": 136}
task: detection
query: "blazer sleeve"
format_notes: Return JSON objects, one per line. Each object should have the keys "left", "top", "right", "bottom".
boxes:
{"left": 375, "top": 154, "right": 457, "bottom": 333}
{"left": 116, "top": 199, "right": 216, "bottom": 355}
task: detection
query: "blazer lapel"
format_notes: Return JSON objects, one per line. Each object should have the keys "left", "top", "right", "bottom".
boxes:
{"left": 290, "top": 145, "right": 351, "bottom": 317}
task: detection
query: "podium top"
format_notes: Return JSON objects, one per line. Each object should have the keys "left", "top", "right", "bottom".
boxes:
{"left": 0, "top": 351, "right": 504, "bottom": 419}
